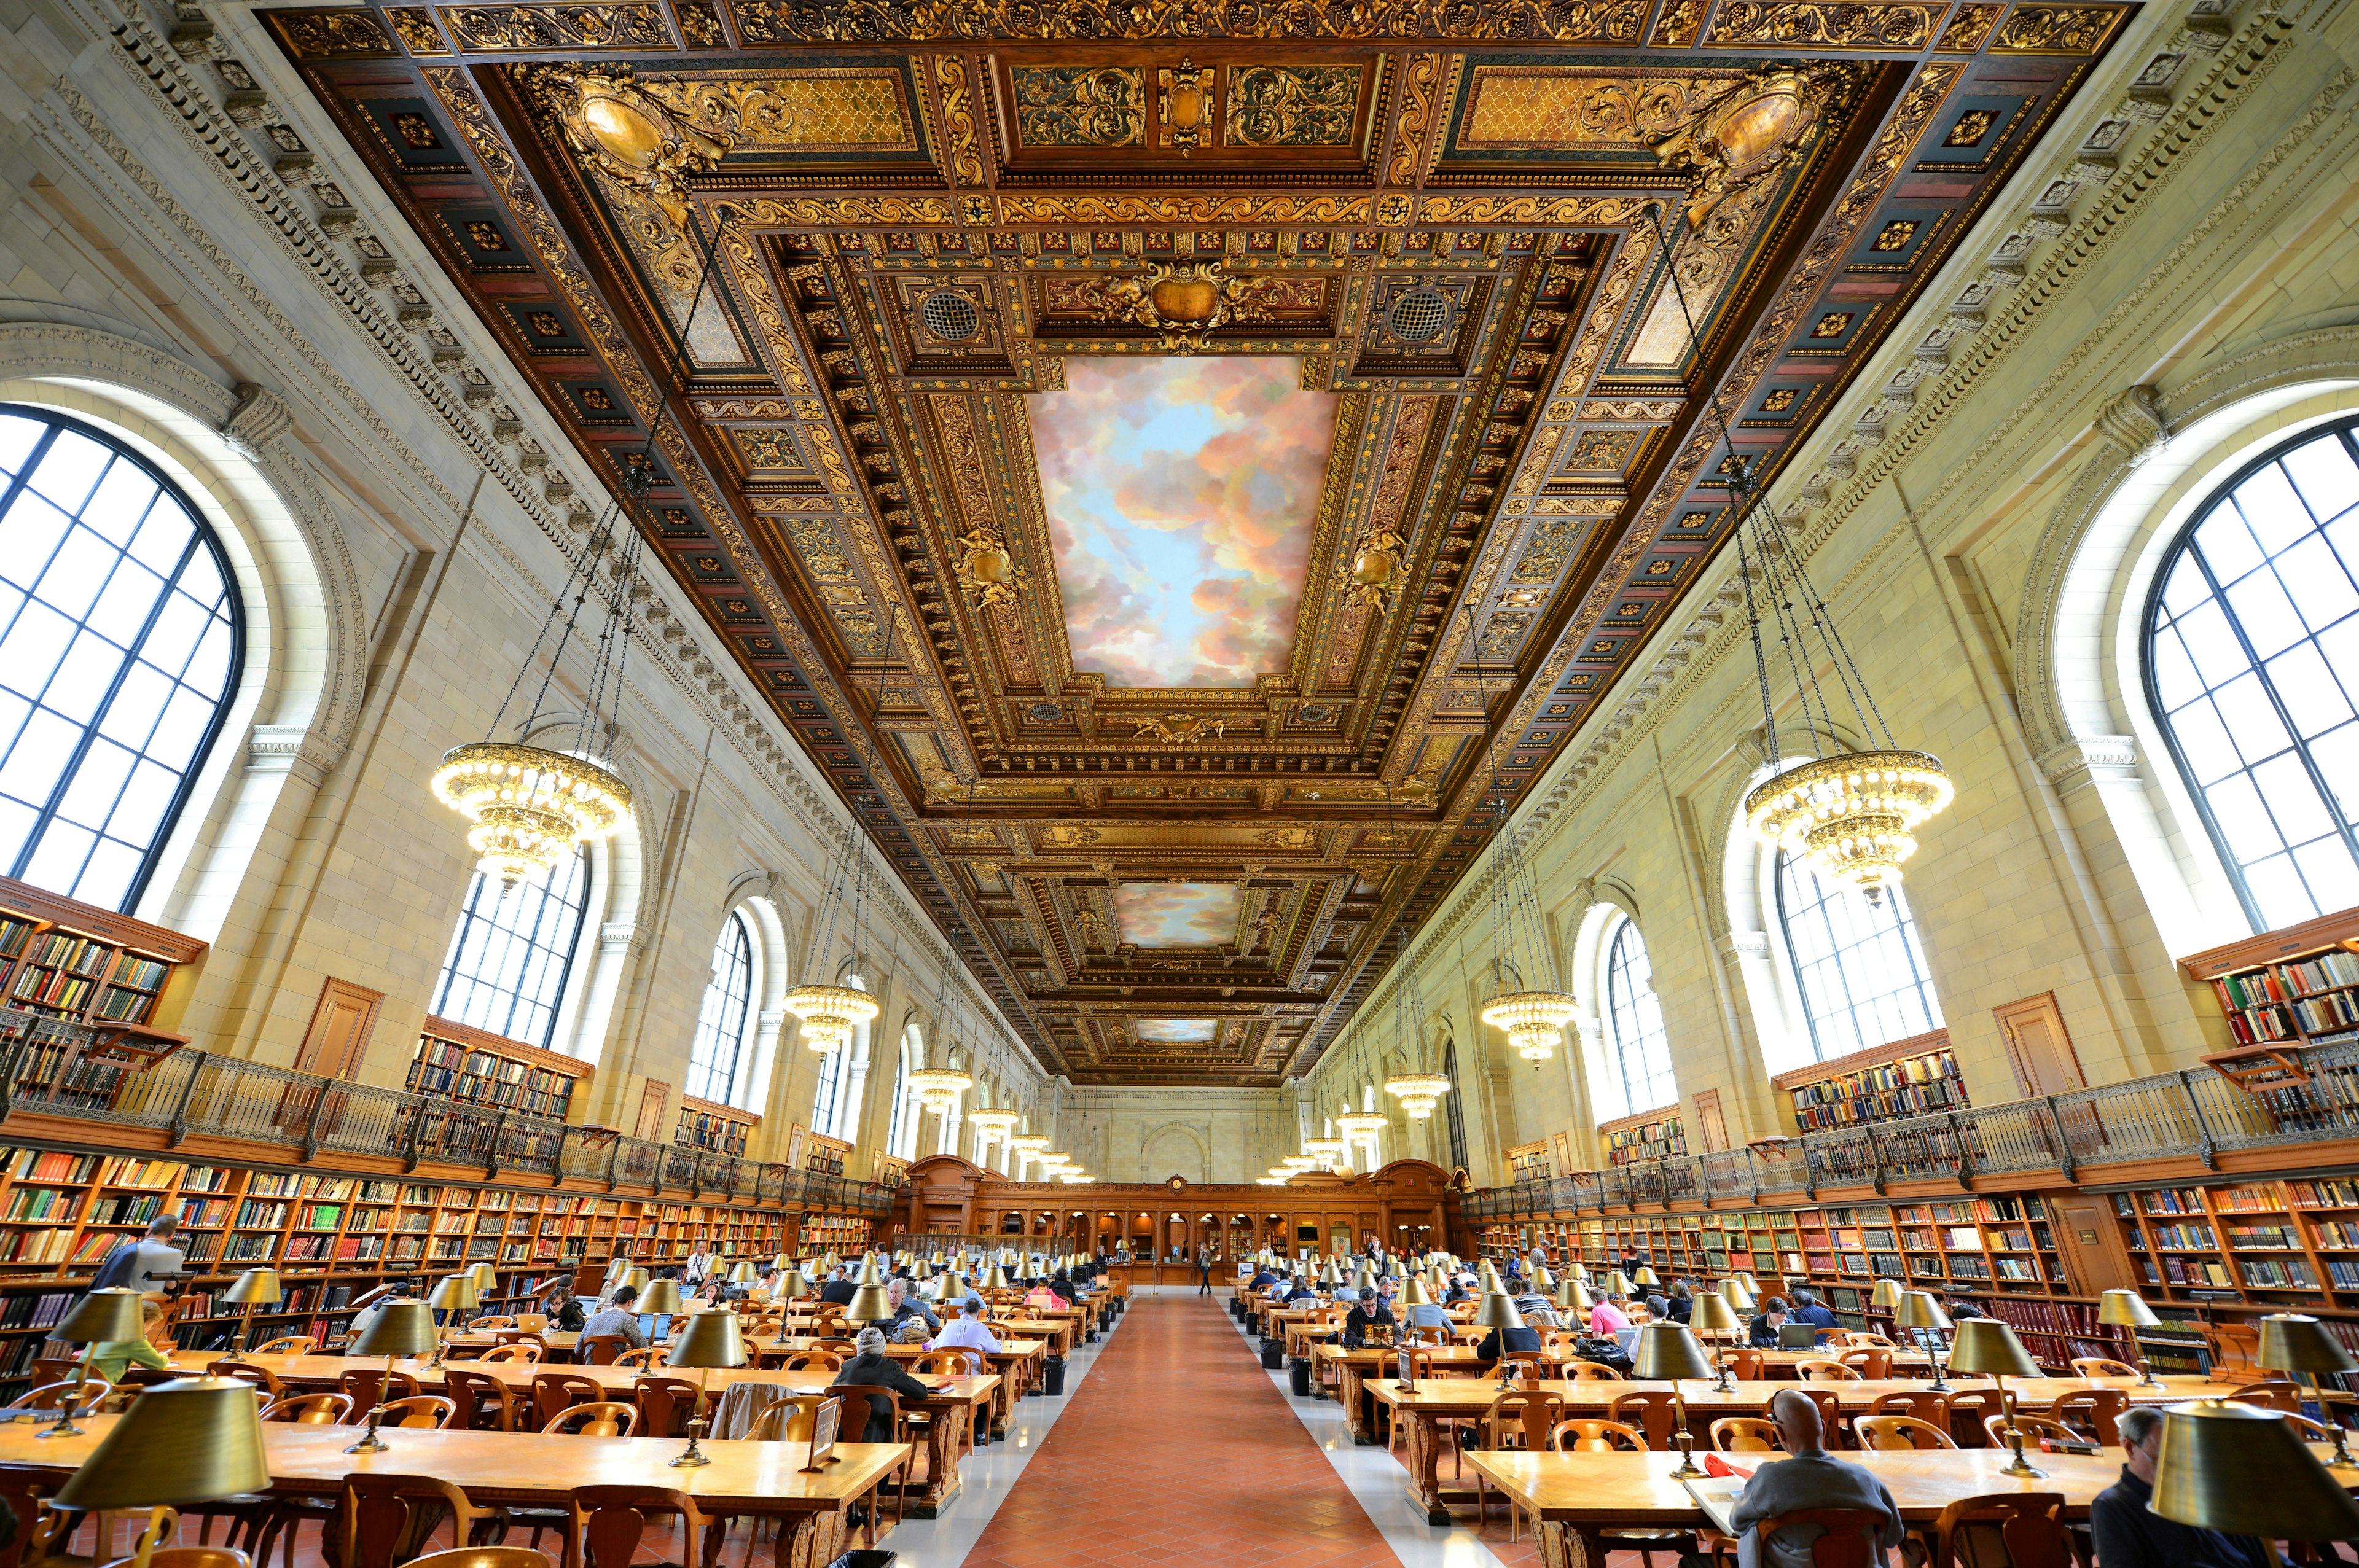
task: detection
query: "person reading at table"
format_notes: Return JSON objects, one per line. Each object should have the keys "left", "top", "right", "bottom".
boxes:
{"left": 832, "top": 1325, "right": 934, "bottom": 1444}
{"left": 1589, "top": 1292, "right": 1633, "bottom": 1338}
{"left": 928, "top": 1295, "right": 1001, "bottom": 1358}
{"left": 1729, "top": 1389, "right": 1906, "bottom": 1568}
{"left": 1402, "top": 1292, "right": 1452, "bottom": 1334}
{"left": 581, "top": 1284, "right": 649, "bottom": 1349}
{"left": 818, "top": 1265, "right": 857, "bottom": 1308}
{"left": 1748, "top": 1296, "right": 1791, "bottom": 1349}
{"left": 1344, "top": 1290, "right": 1395, "bottom": 1349}
{"left": 1477, "top": 1315, "right": 1542, "bottom": 1361}
{"left": 2092, "top": 1405, "right": 2281, "bottom": 1568}
{"left": 89, "top": 1295, "right": 173, "bottom": 1383}
{"left": 1786, "top": 1289, "right": 1837, "bottom": 1330}
{"left": 885, "top": 1278, "right": 939, "bottom": 1344}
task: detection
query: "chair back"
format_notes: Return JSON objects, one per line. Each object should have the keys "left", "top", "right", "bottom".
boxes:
{"left": 1839, "top": 1349, "right": 1893, "bottom": 1379}
{"left": 2229, "top": 1378, "right": 2303, "bottom": 1413}
{"left": 831, "top": 1383, "right": 904, "bottom": 1441}
{"left": 493, "top": 1331, "right": 547, "bottom": 1351}
{"left": 913, "top": 1350, "right": 980, "bottom": 1377}
{"left": 2068, "top": 1357, "right": 2138, "bottom": 1379}
{"left": 571, "top": 1486, "right": 705, "bottom": 1568}
{"left": 378, "top": 1395, "right": 457, "bottom": 1429}
{"left": 1842, "top": 1332, "right": 1896, "bottom": 1348}
{"left": 1481, "top": 1389, "right": 1564, "bottom": 1451}
{"left": 1785, "top": 1386, "right": 1844, "bottom": 1437}
{"left": 1710, "top": 1416, "right": 1782, "bottom": 1452}
{"left": 2283, "top": 1410, "right": 2336, "bottom": 1441}
{"left": 1856, "top": 1414, "right": 1956, "bottom": 1451}
{"left": 479, "top": 1344, "right": 541, "bottom": 1365}
{"left": 1755, "top": 1508, "right": 1889, "bottom": 1568}
{"left": 204, "top": 1360, "right": 283, "bottom": 1399}
{"left": 813, "top": 1338, "right": 857, "bottom": 1355}
{"left": 1547, "top": 1418, "right": 1646, "bottom": 1452}
{"left": 340, "top": 1474, "right": 491, "bottom": 1568}
{"left": 782, "top": 1351, "right": 842, "bottom": 1373}
{"left": 1562, "top": 1360, "right": 1627, "bottom": 1382}
{"left": 1933, "top": 1492, "right": 2069, "bottom": 1568}
{"left": 338, "top": 1367, "right": 423, "bottom": 1410}
{"left": 2052, "top": 1387, "right": 2125, "bottom": 1445}
{"left": 403, "top": 1551, "right": 553, "bottom": 1568}
{"left": 631, "top": 1375, "right": 704, "bottom": 1439}
{"left": 6, "top": 1378, "right": 108, "bottom": 1412}
{"left": 259, "top": 1392, "right": 353, "bottom": 1425}
{"left": 579, "top": 1335, "right": 630, "bottom": 1367}
{"left": 616, "top": 1348, "right": 667, "bottom": 1370}
{"left": 1943, "top": 1387, "right": 2003, "bottom": 1448}
{"left": 1606, "top": 1389, "right": 1684, "bottom": 1449}
{"left": 1869, "top": 1391, "right": 1948, "bottom": 1424}
{"left": 1982, "top": 1413, "right": 2079, "bottom": 1449}
{"left": 1497, "top": 1351, "right": 1549, "bottom": 1383}
{"left": 1727, "top": 1348, "right": 1766, "bottom": 1380}
{"left": 442, "top": 1368, "right": 518, "bottom": 1432}
{"left": 99, "top": 1550, "right": 252, "bottom": 1568}
{"left": 251, "top": 1336, "right": 315, "bottom": 1356}
{"left": 1797, "top": 1359, "right": 1862, "bottom": 1382}
{"left": 544, "top": 1401, "right": 638, "bottom": 1437}
{"left": 531, "top": 1371, "right": 606, "bottom": 1419}
{"left": 745, "top": 1398, "right": 816, "bottom": 1443}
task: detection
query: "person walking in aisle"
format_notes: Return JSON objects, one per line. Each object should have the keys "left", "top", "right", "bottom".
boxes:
{"left": 1196, "top": 1240, "right": 1215, "bottom": 1295}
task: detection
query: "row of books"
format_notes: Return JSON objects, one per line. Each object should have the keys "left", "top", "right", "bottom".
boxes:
{"left": 0, "top": 1228, "right": 116, "bottom": 1263}
{"left": 2223, "top": 1007, "right": 2299, "bottom": 1043}
{"left": 12, "top": 971, "right": 95, "bottom": 1010}
{"left": 2293, "top": 993, "right": 2359, "bottom": 1032}
{"left": 0, "top": 1292, "right": 74, "bottom": 1330}
{"left": 2147, "top": 1223, "right": 2218, "bottom": 1249}
{"left": 2240, "top": 1257, "right": 2318, "bottom": 1287}
{"left": 95, "top": 1157, "right": 200, "bottom": 1189}
{"left": 2282, "top": 949, "right": 2359, "bottom": 996}
{"left": 8, "top": 1151, "right": 98, "bottom": 1184}
{"left": 2224, "top": 1223, "right": 2300, "bottom": 1249}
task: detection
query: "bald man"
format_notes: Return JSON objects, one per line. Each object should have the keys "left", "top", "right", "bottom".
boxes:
{"left": 1726, "top": 1390, "right": 1906, "bottom": 1568}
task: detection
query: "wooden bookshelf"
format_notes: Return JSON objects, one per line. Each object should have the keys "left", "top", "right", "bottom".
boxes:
{"left": 407, "top": 1016, "right": 588, "bottom": 1121}
{"left": 2180, "top": 905, "right": 2359, "bottom": 1050}
{"left": 675, "top": 1097, "right": 755, "bottom": 1158}
{"left": 1775, "top": 1031, "right": 1969, "bottom": 1133}
{"left": 1602, "top": 1109, "right": 1686, "bottom": 1167}
{"left": 802, "top": 1131, "right": 851, "bottom": 1177}
{"left": 0, "top": 876, "right": 206, "bottom": 1032}
{"left": 1506, "top": 1141, "right": 1552, "bottom": 1184}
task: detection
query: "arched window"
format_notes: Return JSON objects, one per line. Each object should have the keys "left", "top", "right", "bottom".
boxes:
{"left": 0, "top": 407, "right": 243, "bottom": 910}
{"left": 2145, "top": 418, "right": 2359, "bottom": 930}
{"left": 1440, "top": 1037, "right": 1468, "bottom": 1174}
{"left": 432, "top": 848, "right": 590, "bottom": 1048}
{"left": 886, "top": 1023, "right": 923, "bottom": 1160}
{"left": 810, "top": 973, "right": 867, "bottom": 1142}
{"left": 1775, "top": 851, "right": 1943, "bottom": 1061}
{"left": 686, "top": 911, "right": 754, "bottom": 1105}
{"left": 1605, "top": 919, "right": 1678, "bottom": 1114}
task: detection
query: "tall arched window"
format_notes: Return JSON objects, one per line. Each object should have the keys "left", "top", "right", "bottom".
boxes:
{"left": 432, "top": 848, "right": 590, "bottom": 1048}
{"left": 809, "top": 973, "right": 867, "bottom": 1141}
{"left": 0, "top": 407, "right": 243, "bottom": 910}
{"left": 686, "top": 911, "right": 754, "bottom": 1104}
{"left": 2146, "top": 418, "right": 2359, "bottom": 930}
{"left": 1605, "top": 919, "right": 1678, "bottom": 1113}
{"left": 1440, "top": 1037, "right": 1469, "bottom": 1174}
{"left": 886, "top": 1023, "right": 923, "bottom": 1160}
{"left": 1775, "top": 851, "right": 1943, "bottom": 1060}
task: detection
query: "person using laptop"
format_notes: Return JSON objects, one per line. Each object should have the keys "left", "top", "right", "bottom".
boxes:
{"left": 1748, "top": 1295, "right": 1791, "bottom": 1348}
{"left": 1787, "top": 1289, "right": 1838, "bottom": 1329}
{"left": 581, "top": 1283, "right": 649, "bottom": 1349}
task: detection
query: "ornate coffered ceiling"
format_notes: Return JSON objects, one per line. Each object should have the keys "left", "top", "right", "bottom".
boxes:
{"left": 264, "top": 0, "right": 2129, "bottom": 1084}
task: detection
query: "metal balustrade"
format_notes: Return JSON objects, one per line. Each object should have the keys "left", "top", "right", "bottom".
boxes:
{"left": 0, "top": 1008, "right": 893, "bottom": 1215}
{"left": 1468, "top": 1039, "right": 2359, "bottom": 1221}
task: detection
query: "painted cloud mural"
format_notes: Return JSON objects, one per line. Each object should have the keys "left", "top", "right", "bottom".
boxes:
{"left": 1111, "top": 883, "right": 1242, "bottom": 948}
{"left": 1030, "top": 356, "right": 1337, "bottom": 688}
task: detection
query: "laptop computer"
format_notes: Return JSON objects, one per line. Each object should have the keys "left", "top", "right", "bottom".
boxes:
{"left": 637, "top": 1312, "right": 673, "bottom": 1342}
{"left": 1778, "top": 1322, "right": 1822, "bottom": 1349}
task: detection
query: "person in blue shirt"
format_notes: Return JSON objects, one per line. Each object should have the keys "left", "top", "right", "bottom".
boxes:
{"left": 2092, "top": 1405, "right": 2280, "bottom": 1568}
{"left": 1248, "top": 1265, "right": 1277, "bottom": 1290}
{"left": 1787, "top": 1289, "right": 1838, "bottom": 1328}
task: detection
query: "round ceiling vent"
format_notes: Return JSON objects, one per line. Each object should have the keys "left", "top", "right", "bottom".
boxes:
{"left": 920, "top": 289, "right": 981, "bottom": 343}
{"left": 1387, "top": 287, "right": 1450, "bottom": 344}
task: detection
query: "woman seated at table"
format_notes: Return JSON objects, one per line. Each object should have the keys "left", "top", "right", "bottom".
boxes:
{"left": 831, "top": 1327, "right": 935, "bottom": 1444}
{"left": 89, "top": 1295, "right": 172, "bottom": 1383}
{"left": 1024, "top": 1277, "right": 1068, "bottom": 1311}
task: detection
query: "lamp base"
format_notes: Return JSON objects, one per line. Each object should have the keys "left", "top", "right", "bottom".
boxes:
{"left": 1998, "top": 1456, "right": 2046, "bottom": 1479}
{"left": 1667, "top": 1459, "right": 1706, "bottom": 1479}
{"left": 35, "top": 1419, "right": 84, "bottom": 1439}
{"left": 342, "top": 1435, "right": 390, "bottom": 1455}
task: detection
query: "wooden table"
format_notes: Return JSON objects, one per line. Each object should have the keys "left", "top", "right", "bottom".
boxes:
{"left": 1310, "top": 1344, "right": 1483, "bottom": 1438}
{"left": 0, "top": 1416, "right": 906, "bottom": 1568}
{"left": 1749, "top": 1347, "right": 1936, "bottom": 1376}
{"left": 160, "top": 1352, "right": 998, "bottom": 1519}
{"left": 1369, "top": 1374, "right": 2246, "bottom": 1523}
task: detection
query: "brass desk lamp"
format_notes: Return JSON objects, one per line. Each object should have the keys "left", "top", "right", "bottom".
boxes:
{"left": 2153, "top": 1398, "right": 2359, "bottom": 1540}
{"left": 1897, "top": 1291, "right": 1954, "bottom": 1391}
{"left": 1947, "top": 1317, "right": 2043, "bottom": 1476}
{"left": 223, "top": 1268, "right": 281, "bottom": 1355}
{"left": 665, "top": 1308, "right": 746, "bottom": 1467}
{"left": 1632, "top": 1320, "right": 1713, "bottom": 1478}
{"left": 1689, "top": 1292, "right": 1742, "bottom": 1392}
{"left": 345, "top": 1298, "right": 436, "bottom": 1453}
{"left": 55, "top": 1375, "right": 270, "bottom": 1568}
{"left": 44, "top": 1288, "right": 146, "bottom": 1438}
{"left": 2258, "top": 1313, "right": 2358, "bottom": 1467}
{"left": 2097, "top": 1289, "right": 2166, "bottom": 1388}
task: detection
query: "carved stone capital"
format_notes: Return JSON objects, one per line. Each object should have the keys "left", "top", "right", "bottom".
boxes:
{"left": 1717, "top": 930, "right": 1769, "bottom": 967}
{"left": 2093, "top": 383, "right": 2169, "bottom": 464}
{"left": 244, "top": 722, "right": 343, "bottom": 789}
{"left": 598, "top": 920, "right": 638, "bottom": 957}
{"left": 2039, "top": 734, "right": 2143, "bottom": 795}
{"left": 219, "top": 381, "right": 294, "bottom": 461}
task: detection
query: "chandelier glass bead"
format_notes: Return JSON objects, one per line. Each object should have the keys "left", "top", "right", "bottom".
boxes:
{"left": 781, "top": 983, "right": 880, "bottom": 1055}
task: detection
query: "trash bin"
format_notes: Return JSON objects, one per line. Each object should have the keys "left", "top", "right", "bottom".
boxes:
{"left": 1041, "top": 1356, "right": 1066, "bottom": 1395}
{"left": 1260, "top": 1337, "right": 1283, "bottom": 1370}
{"left": 1288, "top": 1356, "right": 1312, "bottom": 1397}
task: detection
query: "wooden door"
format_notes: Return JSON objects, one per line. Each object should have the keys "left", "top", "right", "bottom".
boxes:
{"left": 1993, "top": 993, "right": 2086, "bottom": 1096}
{"left": 294, "top": 978, "right": 383, "bottom": 1078}
{"left": 1692, "top": 1088, "right": 1729, "bottom": 1153}
{"left": 2049, "top": 1192, "right": 2140, "bottom": 1295}
{"left": 634, "top": 1078, "right": 670, "bottom": 1141}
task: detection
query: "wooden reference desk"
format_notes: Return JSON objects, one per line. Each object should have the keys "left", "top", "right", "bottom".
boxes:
{"left": 1368, "top": 1375, "right": 2246, "bottom": 1523}
{"left": 0, "top": 1416, "right": 906, "bottom": 1568}
{"left": 159, "top": 1353, "right": 997, "bottom": 1519}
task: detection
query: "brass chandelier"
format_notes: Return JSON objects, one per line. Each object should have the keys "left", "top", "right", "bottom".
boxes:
{"left": 1643, "top": 208, "right": 1953, "bottom": 899}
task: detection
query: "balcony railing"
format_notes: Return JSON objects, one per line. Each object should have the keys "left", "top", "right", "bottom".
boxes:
{"left": 0, "top": 1010, "right": 893, "bottom": 1215}
{"left": 1466, "top": 1038, "right": 2359, "bottom": 1221}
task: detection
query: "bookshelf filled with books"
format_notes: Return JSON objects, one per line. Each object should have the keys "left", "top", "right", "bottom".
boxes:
{"left": 1603, "top": 1111, "right": 1686, "bottom": 1167}
{"left": 405, "top": 1016, "right": 587, "bottom": 1122}
{"left": 0, "top": 876, "right": 205, "bottom": 1038}
{"left": 1774, "top": 1032, "right": 1969, "bottom": 1133}
{"left": 675, "top": 1098, "right": 756, "bottom": 1158}
{"left": 2179, "top": 907, "right": 2359, "bottom": 1051}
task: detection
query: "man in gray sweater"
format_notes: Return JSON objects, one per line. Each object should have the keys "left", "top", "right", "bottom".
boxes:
{"left": 1727, "top": 1390, "right": 1906, "bottom": 1568}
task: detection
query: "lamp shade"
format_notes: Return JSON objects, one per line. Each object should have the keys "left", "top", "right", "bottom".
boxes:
{"left": 55, "top": 1287, "right": 147, "bottom": 1345}
{"left": 1947, "top": 1318, "right": 2040, "bottom": 1379}
{"left": 730, "top": 1260, "right": 758, "bottom": 1285}
{"left": 2258, "top": 1314, "right": 2359, "bottom": 1376}
{"left": 426, "top": 1275, "right": 479, "bottom": 1313}
{"left": 1473, "top": 1292, "right": 1525, "bottom": 1332}
{"left": 667, "top": 1309, "right": 747, "bottom": 1370}
{"left": 1560, "top": 1277, "right": 1597, "bottom": 1314}
{"left": 852, "top": 1254, "right": 888, "bottom": 1289}
{"left": 1689, "top": 1293, "right": 1741, "bottom": 1335}
{"left": 1719, "top": 1278, "right": 1756, "bottom": 1312}
{"left": 616, "top": 1267, "right": 649, "bottom": 1293}
{"left": 1605, "top": 1271, "right": 1635, "bottom": 1298}
{"left": 1897, "top": 1292, "right": 1952, "bottom": 1332}
{"left": 846, "top": 1283, "right": 894, "bottom": 1324}
{"left": 468, "top": 1262, "right": 498, "bottom": 1293}
{"left": 222, "top": 1268, "right": 282, "bottom": 1307}
{"left": 636, "top": 1277, "right": 687, "bottom": 1317}
{"left": 1631, "top": 1265, "right": 1660, "bottom": 1288}
{"left": 1870, "top": 1279, "right": 1904, "bottom": 1309}
{"left": 1632, "top": 1322, "right": 1713, "bottom": 1382}
{"left": 2152, "top": 1399, "right": 2359, "bottom": 1541}
{"left": 1401, "top": 1274, "right": 1433, "bottom": 1307}
{"left": 53, "top": 1377, "right": 268, "bottom": 1510}
{"left": 2097, "top": 1289, "right": 2162, "bottom": 1329}
{"left": 982, "top": 1266, "right": 1011, "bottom": 1290}
{"left": 351, "top": 1300, "right": 439, "bottom": 1359}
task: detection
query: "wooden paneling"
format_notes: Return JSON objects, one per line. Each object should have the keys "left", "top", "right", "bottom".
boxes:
{"left": 1994, "top": 993, "right": 2086, "bottom": 1097}
{"left": 634, "top": 1079, "right": 670, "bottom": 1141}
{"left": 294, "top": 977, "right": 382, "bottom": 1080}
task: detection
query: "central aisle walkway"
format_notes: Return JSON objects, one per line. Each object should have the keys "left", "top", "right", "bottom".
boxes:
{"left": 957, "top": 1293, "right": 1403, "bottom": 1568}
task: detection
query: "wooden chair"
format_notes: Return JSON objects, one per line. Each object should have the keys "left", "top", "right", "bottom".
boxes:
{"left": 493, "top": 1332, "right": 548, "bottom": 1353}
{"left": 204, "top": 1361, "right": 283, "bottom": 1400}
{"left": 616, "top": 1348, "right": 667, "bottom": 1370}
{"left": 779, "top": 1352, "right": 841, "bottom": 1373}
{"left": 2069, "top": 1357, "right": 2140, "bottom": 1379}
{"left": 1842, "top": 1332, "right": 1898, "bottom": 1348}
{"left": 1797, "top": 1359, "right": 1862, "bottom": 1382}
{"left": 376, "top": 1395, "right": 457, "bottom": 1429}
{"left": 479, "top": 1344, "right": 542, "bottom": 1365}
{"left": 338, "top": 1367, "right": 423, "bottom": 1411}
{"left": 1750, "top": 1507, "right": 1889, "bottom": 1568}
{"left": 2283, "top": 1411, "right": 2337, "bottom": 1442}
{"left": 812, "top": 1338, "right": 857, "bottom": 1357}
{"left": 1562, "top": 1360, "right": 1628, "bottom": 1381}
{"left": 249, "top": 1337, "right": 315, "bottom": 1356}
{"left": 1982, "top": 1413, "right": 2083, "bottom": 1449}
{"left": 1496, "top": 1351, "right": 1550, "bottom": 1383}
{"left": 1870, "top": 1391, "right": 1949, "bottom": 1424}
{"left": 405, "top": 1551, "right": 554, "bottom": 1568}
{"left": 100, "top": 1550, "right": 253, "bottom": 1568}
{"left": 530, "top": 1372, "right": 605, "bottom": 1426}
{"left": 2231, "top": 1378, "right": 2304, "bottom": 1413}
{"left": 1944, "top": 1387, "right": 2005, "bottom": 1449}
{"left": 577, "top": 1335, "right": 630, "bottom": 1367}
{"left": 6, "top": 1378, "right": 109, "bottom": 1411}
{"left": 1476, "top": 1390, "right": 1567, "bottom": 1542}
{"left": 1608, "top": 1389, "right": 1687, "bottom": 1450}
{"left": 257, "top": 1392, "right": 351, "bottom": 1424}
{"left": 543, "top": 1402, "right": 638, "bottom": 1437}
{"left": 1549, "top": 1418, "right": 1648, "bottom": 1450}
{"left": 631, "top": 1375, "right": 705, "bottom": 1440}
{"left": 1933, "top": 1492, "right": 2070, "bottom": 1568}
{"left": 1727, "top": 1348, "right": 1766, "bottom": 1380}
{"left": 571, "top": 1486, "right": 706, "bottom": 1568}
{"left": 1711, "top": 1416, "right": 1782, "bottom": 1452}
{"left": 1839, "top": 1348, "right": 1893, "bottom": 1379}
{"left": 335, "top": 1474, "right": 495, "bottom": 1568}
{"left": 827, "top": 1386, "right": 914, "bottom": 1538}
{"left": 2052, "top": 1387, "right": 2126, "bottom": 1445}
{"left": 444, "top": 1367, "right": 526, "bottom": 1433}
{"left": 745, "top": 1398, "right": 814, "bottom": 1441}
{"left": 1856, "top": 1414, "right": 1957, "bottom": 1451}
{"left": 912, "top": 1350, "right": 981, "bottom": 1378}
